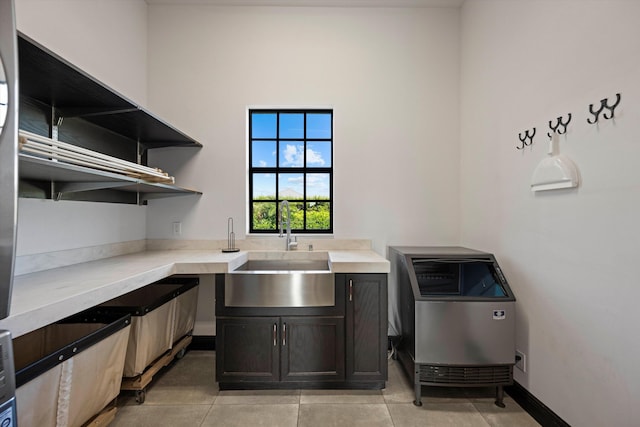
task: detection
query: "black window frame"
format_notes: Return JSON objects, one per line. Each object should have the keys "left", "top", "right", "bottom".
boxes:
{"left": 249, "top": 108, "right": 333, "bottom": 234}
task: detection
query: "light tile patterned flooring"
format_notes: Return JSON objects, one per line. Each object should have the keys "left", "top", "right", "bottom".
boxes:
{"left": 111, "top": 351, "right": 540, "bottom": 427}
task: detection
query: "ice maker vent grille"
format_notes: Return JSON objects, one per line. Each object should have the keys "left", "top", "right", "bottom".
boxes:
{"left": 418, "top": 364, "right": 512, "bottom": 386}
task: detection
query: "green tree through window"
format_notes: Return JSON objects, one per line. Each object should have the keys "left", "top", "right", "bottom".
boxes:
{"left": 249, "top": 109, "right": 333, "bottom": 233}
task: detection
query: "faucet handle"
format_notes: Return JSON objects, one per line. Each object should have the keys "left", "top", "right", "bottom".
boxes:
{"left": 289, "top": 237, "right": 298, "bottom": 250}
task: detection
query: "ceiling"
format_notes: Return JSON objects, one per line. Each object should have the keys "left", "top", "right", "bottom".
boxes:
{"left": 144, "top": 0, "right": 466, "bottom": 7}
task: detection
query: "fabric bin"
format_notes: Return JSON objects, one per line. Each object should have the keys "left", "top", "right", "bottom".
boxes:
{"left": 13, "top": 311, "right": 131, "bottom": 427}
{"left": 96, "top": 275, "right": 199, "bottom": 377}
{"left": 153, "top": 275, "right": 199, "bottom": 346}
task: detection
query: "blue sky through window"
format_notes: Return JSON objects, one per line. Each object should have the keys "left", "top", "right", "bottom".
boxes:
{"left": 279, "top": 113, "right": 304, "bottom": 138}
{"left": 252, "top": 113, "right": 276, "bottom": 138}
{"left": 307, "top": 113, "right": 331, "bottom": 138}
{"left": 307, "top": 173, "right": 330, "bottom": 198}
{"left": 253, "top": 173, "right": 275, "bottom": 198}
{"left": 252, "top": 141, "right": 276, "bottom": 167}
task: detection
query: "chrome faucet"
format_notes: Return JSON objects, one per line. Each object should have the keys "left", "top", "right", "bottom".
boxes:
{"left": 279, "top": 200, "right": 298, "bottom": 251}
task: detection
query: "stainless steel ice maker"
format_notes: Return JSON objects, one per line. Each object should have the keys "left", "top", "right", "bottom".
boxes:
{"left": 390, "top": 246, "right": 516, "bottom": 408}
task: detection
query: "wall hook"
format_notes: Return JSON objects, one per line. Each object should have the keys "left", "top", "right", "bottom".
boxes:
{"left": 587, "top": 93, "right": 621, "bottom": 124}
{"left": 547, "top": 113, "right": 572, "bottom": 138}
{"left": 517, "top": 127, "right": 536, "bottom": 150}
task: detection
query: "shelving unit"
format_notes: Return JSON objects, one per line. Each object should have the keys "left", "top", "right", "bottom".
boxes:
{"left": 19, "top": 154, "right": 201, "bottom": 202}
{"left": 17, "top": 32, "right": 202, "bottom": 204}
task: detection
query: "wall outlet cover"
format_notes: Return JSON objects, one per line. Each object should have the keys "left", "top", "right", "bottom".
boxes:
{"left": 172, "top": 222, "right": 182, "bottom": 236}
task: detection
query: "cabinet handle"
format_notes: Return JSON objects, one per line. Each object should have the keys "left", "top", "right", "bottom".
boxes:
{"left": 273, "top": 324, "right": 277, "bottom": 346}
{"left": 349, "top": 279, "right": 353, "bottom": 302}
{"left": 282, "top": 323, "right": 287, "bottom": 346}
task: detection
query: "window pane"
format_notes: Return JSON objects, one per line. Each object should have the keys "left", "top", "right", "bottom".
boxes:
{"left": 252, "top": 141, "right": 276, "bottom": 167}
{"left": 306, "top": 113, "right": 331, "bottom": 139}
{"left": 253, "top": 202, "right": 277, "bottom": 230}
{"left": 279, "top": 141, "right": 304, "bottom": 167}
{"left": 279, "top": 113, "right": 304, "bottom": 138}
{"left": 278, "top": 173, "right": 304, "bottom": 200}
{"left": 306, "top": 142, "right": 331, "bottom": 168}
{"left": 252, "top": 173, "right": 275, "bottom": 200}
{"left": 252, "top": 113, "right": 276, "bottom": 138}
{"left": 306, "top": 173, "right": 330, "bottom": 199}
{"left": 306, "top": 202, "right": 331, "bottom": 230}
{"left": 289, "top": 201, "right": 304, "bottom": 230}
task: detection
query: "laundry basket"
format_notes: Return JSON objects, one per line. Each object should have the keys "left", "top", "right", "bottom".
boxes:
{"left": 155, "top": 275, "right": 199, "bottom": 347}
{"left": 13, "top": 311, "right": 131, "bottom": 427}
{"left": 96, "top": 275, "right": 199, "bottom": 378}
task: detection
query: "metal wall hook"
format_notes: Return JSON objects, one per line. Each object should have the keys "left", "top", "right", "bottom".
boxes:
{"left": 517, "top": 128, "right": 536, "bottom": 150}
{"left": 588, "top": 93, "right": 621, "bottom": 124}
{"left": 547, "top": 113, "right": 572, "bottom": 138}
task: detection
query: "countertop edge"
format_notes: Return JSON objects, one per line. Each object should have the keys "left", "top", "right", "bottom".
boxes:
{"left": 2, "top": 249, "right": 388, "bottom": 338}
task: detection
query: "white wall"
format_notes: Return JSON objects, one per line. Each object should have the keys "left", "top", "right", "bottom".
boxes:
{"left": 14, "top": 0, "right": 149, "bottom": 255}
{"left": 16, "top": 199, "right": 146, "bottom": 255}
{"left": 460, "top": 1, "right": 640, "bottom": 426}
{"left": 145, "top": 4, "right": 461, "bottom": 255}
{"left": 16, "top": 0, "right": 148, "bottom": 105}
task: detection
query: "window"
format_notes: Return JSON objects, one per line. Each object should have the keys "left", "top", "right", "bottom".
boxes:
{"left": 249, "top": 109, "right": 333, "bottom": 234}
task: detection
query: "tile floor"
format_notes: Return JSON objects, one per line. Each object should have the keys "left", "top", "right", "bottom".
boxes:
{"left": 111, "top": 350, "right": 540, "bottom": 427}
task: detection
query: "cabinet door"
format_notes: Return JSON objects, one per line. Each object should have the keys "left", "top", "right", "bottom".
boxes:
{"left": 280, "top": 316, "right": 345, "bottom": 382}
{"left": 344, "top": 274, "right": 388, "bottom": 382}
{"left": 216, "top": 317, "right": 279, "bottom": 383}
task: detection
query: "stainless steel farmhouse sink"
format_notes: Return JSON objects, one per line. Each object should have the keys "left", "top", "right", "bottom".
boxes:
{"left": 225, "top": 259, "right": 334, "bottom": 307}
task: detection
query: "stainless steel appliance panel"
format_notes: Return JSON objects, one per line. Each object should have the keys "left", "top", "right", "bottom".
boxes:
{"left": 0, "top": 0, "right": 18, "bottom": 320}
{"left": 414, "top": 300, "right": 515, "bottom": 365}
{"left": 0, "top": 330, "right": 16, "bottom": 425}
{"left": 225, "top": 273, "right": 335, "bottom": 307}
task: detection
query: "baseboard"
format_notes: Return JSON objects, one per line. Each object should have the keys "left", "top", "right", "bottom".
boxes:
{"left": 505, "top": 382, "right": 570, "bottom": 427}
{"left": 188, "top": 335, "right": 216, "bottom": 351}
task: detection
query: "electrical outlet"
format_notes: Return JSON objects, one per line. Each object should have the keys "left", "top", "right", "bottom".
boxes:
{"left": 172, "top": 222, "right": 182, "bottom": 236}
{"left": 515, "top": 350, "right": 526, "bottom": 372}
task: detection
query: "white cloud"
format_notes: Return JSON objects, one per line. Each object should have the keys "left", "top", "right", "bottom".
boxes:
{"left": 280, "top": 144, "right": 326, "bottom": 167}
{"left": 283, "top": 144, "right": 303, "bottom": 167}
{"left": 259, "top": 160, "right": 267, "bottom": 167}
{"left": 307, "top": 174, "right": 330, "bottom": 197}
{"left": 306, "top": 148, "right": 325, "bottom": 166}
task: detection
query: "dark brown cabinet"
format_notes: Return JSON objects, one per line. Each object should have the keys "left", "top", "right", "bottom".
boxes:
{"left": 216, "top": 273, "right": 387, "bottom": 389}
{"left": 343, "top": 274, "right": 388, "bottom": 384}
{"left": 216, "top": 317, "right": 279, "bottom": 383}
{"left": 216, "top": 316, "right": 344, "bottom": 385}
{"left": 281, "top": 316, "right": 345, "bottom": 382}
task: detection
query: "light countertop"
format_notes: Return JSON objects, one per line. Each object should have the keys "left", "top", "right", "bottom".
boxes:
{"left": 1, "top": 249, "right": 389, "bottom": 338}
